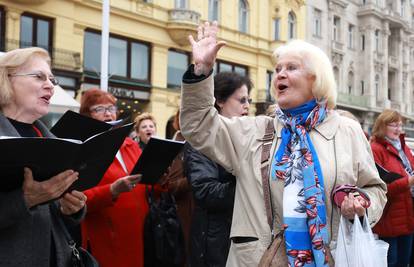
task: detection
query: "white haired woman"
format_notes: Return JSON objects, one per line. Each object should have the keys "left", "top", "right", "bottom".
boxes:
{"left": 0, "top": 47, "right": 86, "bottom": 267}
{"left": 179, "top": 22, "right": 387, "bottom": 266}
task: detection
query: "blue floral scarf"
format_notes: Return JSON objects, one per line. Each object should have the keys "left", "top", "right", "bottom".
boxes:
{"left": 271, "top": 99, "right": 329, "bottom": 267}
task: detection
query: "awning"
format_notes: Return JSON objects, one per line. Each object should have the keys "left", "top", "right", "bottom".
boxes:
{"left": 49, "top": 85, "right": 80, "bottom": 113}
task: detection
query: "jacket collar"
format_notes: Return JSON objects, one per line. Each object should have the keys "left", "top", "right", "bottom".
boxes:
{"left": 274, "top": 110, "right": 339, "bottom": 140}
{"left": 0, "top": 112, "right": 54, "bottom": 137}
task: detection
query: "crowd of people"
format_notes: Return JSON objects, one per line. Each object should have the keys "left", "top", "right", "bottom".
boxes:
{"left": 0, "top": 20, "right": 413, "bottom": 267}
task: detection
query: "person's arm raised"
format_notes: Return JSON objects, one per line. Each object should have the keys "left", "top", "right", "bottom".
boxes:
{"left": 188, "top": 21, "right": 226, "bottom": 76}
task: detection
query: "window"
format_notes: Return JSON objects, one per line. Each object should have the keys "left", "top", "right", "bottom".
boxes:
{"left": 348, "top": 71, "right": 354, "bottom": 94}
{"left": 375, "top": 29, "right": 380, "bottom": 51}
{"left": 83, "top": 30, "right": 150, "bottom": 82}
{"left": 401, "top": 0, "right": 405, "bottom": 16}
{"left": 215, "top": 60, "right": 248, "bottom": 76}
{"left": 361, "top": 34, "right": 365, "bottom": 51}
{"left": 239, "top": 0, "right": 248, "bottom": 33}
{"left": 20, "top": 13, "right": 53, "bottom": 51}
{"left": 375, "top": 75, "right": 380, "bottom": 99}
{"left": 360, "top": 80, "right": 365, "bottom": 95}
{"left": 208, "top": 0, "right": 219, "bottom": 21}
{"left": 266, "top": 70, "right": 274, "bottom": 102}
{"left": 348, "top": 24, "right": 354, "bottom": 49}
{"left": 333, "top": 16, "right": 340, "bottom": 42}
{"left": 313, "top": 9, "right": 322, "bottom": 37}
{"left": 0, "top": 7, "right": 4, "bottom": 51}
{"left": 274, "top": 18, "right": 280, "bottom": 40}
{"left": 333, "top": 66, "right": 339, "bottom": 89}
{"left": 167, "top": 50, "right": 189, "bottom": 88}
{"left": 175, "top": 0, "right": 186, "bottom": 8}
{"left": 288, "top": 11, "right": 296, "bottom": 40}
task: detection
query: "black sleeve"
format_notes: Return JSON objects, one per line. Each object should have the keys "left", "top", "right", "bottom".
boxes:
{"left": 182, "top": 64, "right": 214, "bottom": 84}
{"left": 184, "top": 144, "right": 235, "bottom": 211}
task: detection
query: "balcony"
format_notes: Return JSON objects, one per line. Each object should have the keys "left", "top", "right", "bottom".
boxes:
{"left": 331, "top": 40, "right": 344, "bottom": 53}
{"left": 3, "top": 39, "right": 81, "bottom": 72}
{"left": 167, "top": 9, "right": 201, "bottom": 46}
{"left": 337, "top": 92, "right": 369, "bottom": 109}
{"left": 357, "top": 3, "right": 384, "bottom": 18}
{"left": 384, "top": 9, "right": 409, "bottom": 28}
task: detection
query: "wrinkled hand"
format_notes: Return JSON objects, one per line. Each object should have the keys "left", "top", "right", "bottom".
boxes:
{"left": 340, "top": 193, "right": 367, "bottom": 220}
{"left": 23, "top": 168, "right": 79, "bottom": 208}
{"left": 59, "top": 190, "right": 87, "bottom": 215}
{"left": 188, "top": 21, "right": 226, "bottom": 76}
{"left": 110, "top": 174, "right": 142, "bottom": 199}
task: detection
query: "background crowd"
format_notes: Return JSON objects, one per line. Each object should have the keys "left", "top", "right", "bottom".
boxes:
{"left": 0, "top": 20, "right": 413, "bottom": 267}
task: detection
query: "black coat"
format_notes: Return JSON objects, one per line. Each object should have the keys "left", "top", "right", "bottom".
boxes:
{"left": 184, "top": 144, "right": 236, "bottom": 267}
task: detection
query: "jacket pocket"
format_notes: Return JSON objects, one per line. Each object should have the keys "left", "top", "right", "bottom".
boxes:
{"left": 231, "top": 236, "right": 259, "bottom": 244}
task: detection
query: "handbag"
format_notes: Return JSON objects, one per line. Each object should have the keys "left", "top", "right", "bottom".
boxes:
{"left": 55, "top": 207, "right": 99, "bottom": 267}
{"left": 257, "top": 120, "right": 289, "bottom": 267}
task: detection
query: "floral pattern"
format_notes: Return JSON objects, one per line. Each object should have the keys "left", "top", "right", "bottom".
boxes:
{"left": 272, "top": 100, "right": 329, "bottom": 267}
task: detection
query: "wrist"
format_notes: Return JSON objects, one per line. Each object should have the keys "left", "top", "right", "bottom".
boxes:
{"left": 194, "top": 63, "right": 212, "bottom": 76}
{"left": 110, "top": 184, "right": 119, "bottom": 199}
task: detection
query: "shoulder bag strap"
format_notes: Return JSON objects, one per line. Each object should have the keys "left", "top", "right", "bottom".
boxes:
{"left": 260, "top": 120, "right": 276, "bottom": 238}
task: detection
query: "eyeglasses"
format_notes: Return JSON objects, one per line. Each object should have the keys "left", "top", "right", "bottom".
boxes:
{"left": 387, "top": 123, "right": 403, "bottom": 129}
{"left": 9, "top": 71, "right": 59, "bottom": 86}
{"left": 90, "top": 105, "right": 118, "bottom": 114}
{"left": 235, "top": 97, "right": 252, "bottom": 105}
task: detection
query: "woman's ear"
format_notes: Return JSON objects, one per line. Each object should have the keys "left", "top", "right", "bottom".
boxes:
{"left": 216, "top": 101, "right": 224, "bottom": 109}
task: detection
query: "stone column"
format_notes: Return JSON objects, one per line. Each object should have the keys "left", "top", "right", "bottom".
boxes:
{"left": 4, "top": 7, "right": 22, "bottom": 50}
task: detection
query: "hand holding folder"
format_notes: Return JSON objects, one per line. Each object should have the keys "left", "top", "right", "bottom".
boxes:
{"left": 0, "top": 123, "right": 133, "bottom": 192}
{"left": 130, "top": 137, "right": 185, "bottom": 184}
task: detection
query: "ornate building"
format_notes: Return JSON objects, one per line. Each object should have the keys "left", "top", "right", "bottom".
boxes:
{"left": 305, "top": 0, "right": 414, "bottom": 136}
{"left": 0, "top": 0, "right": 306, "bottom": 136}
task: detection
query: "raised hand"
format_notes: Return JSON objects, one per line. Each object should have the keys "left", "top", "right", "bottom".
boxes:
{"left": 188, "top": 21, "right": 226, "bottom": 76}
{"left": 23, "top": 168, "right": 79, "bottom": 208}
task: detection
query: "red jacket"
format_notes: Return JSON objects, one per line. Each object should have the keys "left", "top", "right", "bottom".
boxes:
{"left": 81, "top": 138, "right": 147, "bottom": 267}
{"left": 371, "top": 135, "right": 414, "bottom": 237}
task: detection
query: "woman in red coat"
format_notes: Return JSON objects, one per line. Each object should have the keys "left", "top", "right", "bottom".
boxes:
{"left": 370, "top": 109, "right": 414, "bottom": 267}
{"left": 79, "top": 89, "right": 147, "bottom": 267}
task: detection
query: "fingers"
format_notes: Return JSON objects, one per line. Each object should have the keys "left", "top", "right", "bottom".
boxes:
{"left": 340, "top": 194, "right": 366, "bottom": 219}
{"left": 188, "top": 34, "right": 196, "bottom": 46}
{"left": 60, "top": 191, "right": 86, "bottom": 215}
{"left": 23, "top": 167, "right": 34, "bottom": 187}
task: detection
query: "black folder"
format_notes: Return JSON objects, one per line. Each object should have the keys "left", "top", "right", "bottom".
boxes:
{"left": 131, "top": 137, "right": 185, "bottom": 184}
{"left": 0, "top": 123, "right": 133, "bottom": 192}
{"left": 50, "top": 110, "right": 114, "bottom": 141}
{"left": 375, "top": 163, "right": 403, "bottom": 184}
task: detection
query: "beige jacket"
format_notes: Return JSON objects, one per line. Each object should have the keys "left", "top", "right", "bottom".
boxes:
{"left": 180, "top": 74, "right": 387, "bottom": 266}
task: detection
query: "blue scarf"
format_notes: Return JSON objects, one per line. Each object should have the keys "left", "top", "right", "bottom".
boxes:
{"left": 272, "top": 99, "right": 329, "bottom": 267}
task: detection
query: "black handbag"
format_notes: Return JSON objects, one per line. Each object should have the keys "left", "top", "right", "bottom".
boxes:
{"left": 56, "top": 209, "right": 99, "bottom": 267}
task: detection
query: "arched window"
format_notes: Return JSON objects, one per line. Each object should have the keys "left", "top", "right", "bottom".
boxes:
{"left": 348, "top": 71, "right": 354, "bottom": 94}
{"left": 239, "top": 0, "right": 248, "bottom": 33}
{"left": 288, "top": 11, "right": 296, "bottom": 39}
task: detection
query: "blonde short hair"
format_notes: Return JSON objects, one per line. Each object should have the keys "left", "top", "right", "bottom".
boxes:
{"left": 272, "top": 40, "right": 337, "bottom": 109}
{"left": 0, "top": 47, "right": 51, "bottom": 108}
{"left": 134, "top": 112, "right": 157, "bottom": 132}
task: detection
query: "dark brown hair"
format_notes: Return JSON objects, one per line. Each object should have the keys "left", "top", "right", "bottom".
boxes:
{"left": 79, "top": 88, "right": 117, "bottom": 117}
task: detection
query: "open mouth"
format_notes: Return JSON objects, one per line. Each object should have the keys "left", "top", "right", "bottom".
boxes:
{"left": 41, "top": 95, "right": 51, "bottom": 103}
{"left": 277, "top": 84, "right": 288, "bottom": 90}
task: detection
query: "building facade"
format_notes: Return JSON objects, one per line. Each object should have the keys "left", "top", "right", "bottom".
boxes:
{"left": 305, "top": 0, "right": 414, "bottom": 136}
{"left": 0, "top": 0, "right": 306, "bottom": 137}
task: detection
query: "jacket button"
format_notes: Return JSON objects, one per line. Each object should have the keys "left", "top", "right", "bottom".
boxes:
{"left": 200, "top": 253, "right": 204, "bottom": 258}
{"left": 201, "top": 231, "right": 205, "bottom": 235}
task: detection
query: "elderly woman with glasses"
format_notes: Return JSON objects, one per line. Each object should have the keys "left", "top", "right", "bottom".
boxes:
{"left": 370, "top": 109, "right": 414, "bottom": 267}
{"left": 0, "top": 47, "right": 86, "bottom": 267}
{"left": 79, "top": 88, "right": 145, "bottom": 267}
{"left": 179, "top": 22, "right": 387, "bottom": 266}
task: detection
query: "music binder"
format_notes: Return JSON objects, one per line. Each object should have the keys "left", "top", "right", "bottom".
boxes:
{"left": 375, "top": 163, "right": 403, "bottom": 184}
{"left": 0, "top": 123, "right": 133, "bottom": 192}
{"left": 50, "top": 110, "right": 114, "bottom": 141}
{"left": 131, "top": 137, "right": 185, "bottom": 184}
